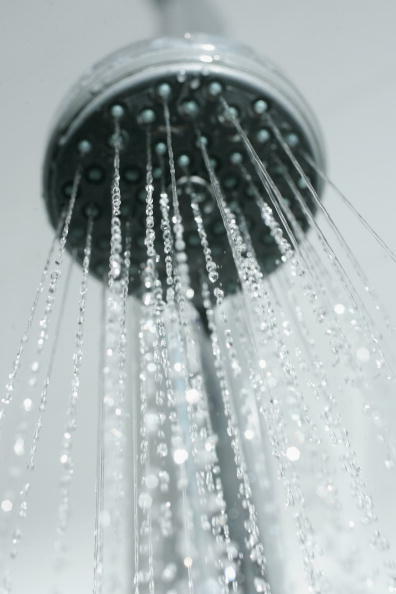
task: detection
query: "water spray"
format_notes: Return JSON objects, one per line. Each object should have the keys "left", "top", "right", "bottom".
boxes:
{"left": 1, "top": 2, "right": 396, "bottom": 594}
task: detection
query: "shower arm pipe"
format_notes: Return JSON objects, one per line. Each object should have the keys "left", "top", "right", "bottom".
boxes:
{"left": 153, "top": 0, "right": 225, "bottom": 37}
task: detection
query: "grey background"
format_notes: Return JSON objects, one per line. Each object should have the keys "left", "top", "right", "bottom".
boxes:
{"left": 0, "top": 0, "right": 395, "bottom": 591}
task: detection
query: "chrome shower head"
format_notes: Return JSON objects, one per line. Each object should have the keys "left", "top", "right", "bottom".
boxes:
{"left": 43, "top": 35, "right": 325, "bottom": 305}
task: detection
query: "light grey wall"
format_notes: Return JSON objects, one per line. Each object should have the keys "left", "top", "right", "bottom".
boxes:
{"left": 0, "top": 0, "right": 395, "bottom": 591}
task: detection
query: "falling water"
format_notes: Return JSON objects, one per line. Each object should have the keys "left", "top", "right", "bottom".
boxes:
{"left": 93, "top": 285, "right": 107, "bottom": 594}
{"left": 0, "top": 170, "right": 80, "bottom": 427}
{"left": 54, "top": 215, "right": 93, "bottom": 571}
{"left": 0, "top": 257, "right": 73, "bottom": 594}
{"left": 2, "top": 68, "right": 396, "bottom": 594}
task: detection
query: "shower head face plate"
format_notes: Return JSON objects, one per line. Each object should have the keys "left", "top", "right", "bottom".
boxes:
{"left": 43, "top": 36, "right": 326, "bottom": 305}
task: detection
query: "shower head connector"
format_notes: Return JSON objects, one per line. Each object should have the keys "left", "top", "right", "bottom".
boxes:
{"left": 43, "top": 35, "right": 326, "bottom": 303}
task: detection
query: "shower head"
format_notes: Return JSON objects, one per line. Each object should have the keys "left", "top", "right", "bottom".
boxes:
{"left": 43, "top": 35, "right": 326, "bottom": 305}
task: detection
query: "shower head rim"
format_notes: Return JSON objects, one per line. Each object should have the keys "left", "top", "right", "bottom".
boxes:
{"left": 43, "top": 34, "right": 326, "bottom": 175}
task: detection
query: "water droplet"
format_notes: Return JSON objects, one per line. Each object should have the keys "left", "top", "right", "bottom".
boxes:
{"left": 356, "top": 347, "right": 370, "bottom": 362}
{"left": 244, "top": 429, "right": 255, "bottom": 440}
{"left": 183, "top": 556, "right": 193, "bottom": 568}
{"left": 208, "top": 270, "right": 219, "bottom": 283}
{"left": 138, "top": 492, "right": 153, "bottom": 510}
{"left": 23, "top": 398, "right": 33, "bottom": 412}
{"left": 224, "top": 565, "right": 237, "bottom": 582}
{"left": 334, "top": 303, "right": 345, "bottom": 315}
{"left": 186, "top": 388, "right": 200, "bottom": 404}
{"left": 1, "top": 499, "right": 13, "bottom": 513}
{"left": 173, "top": 448, "right": 188, "bottom": 465}
{"left": 286, "top": 446, "right": 301, "bottom": 461}
{"left": 13, "top": 437, "right": 25, "bottom": 456}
